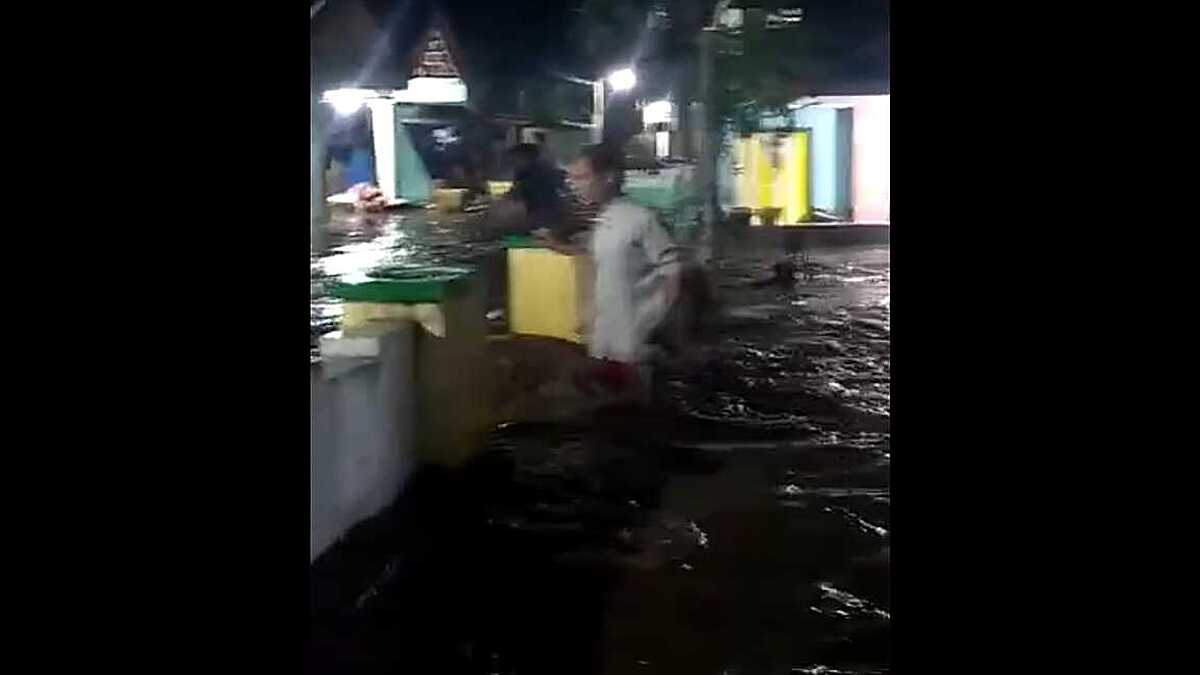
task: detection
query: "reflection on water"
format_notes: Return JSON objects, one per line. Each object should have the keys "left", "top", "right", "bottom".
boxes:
{"left": 310, "top": 209, "right": 510, "bottom": 360}
{"left": 309, "top": 215, "right": 890, "bottom": 674}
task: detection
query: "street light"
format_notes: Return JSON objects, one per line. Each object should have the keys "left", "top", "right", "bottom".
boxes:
{"left": 607, "top": 68, "right": 637, "bottom": 92}
{"left": 322, "top": 88, "right": 373, "bottom": 116}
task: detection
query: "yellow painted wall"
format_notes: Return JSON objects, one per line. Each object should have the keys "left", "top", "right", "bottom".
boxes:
{"left": 732, "top": 131, "right": 811, "bottom": 225}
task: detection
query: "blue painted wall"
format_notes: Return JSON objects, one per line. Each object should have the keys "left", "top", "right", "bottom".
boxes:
{"left": 834, "top": 108, "right": 853, "bottom": 218}
{"left": 395, "top": 123, "right": 434, "bottom": 203}
{"left": 793, "top": 107, "right": 851, "bottom": 216}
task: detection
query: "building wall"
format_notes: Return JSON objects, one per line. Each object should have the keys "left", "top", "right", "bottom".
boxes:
{"left": 394, "top": 118, "right": 434, "bottom": 203}
{"left": 539, "top": 128, "right": 591, "bottom": 169}
{"left": 835, "top": 108, "right": 854, "bottom": 218}
{"left": 310, "top": 326, "right": 417, "bottom": 562}
{"left": 793, "top": 106, "right": 841, "bottom": 214}
{"left": 716, "top": 95, "right": 889, "bottom": 223}
{"left": 729, "top": 131, "right": 812, "bottom": 225}
{"left": 849, "top": 96, "right": 889, "bottom": 222}
{"left": 792, "top": 95, "right": 888, "bottom": 222}
{"left": 793, "top": 105, "right": 861, "bottom": 219}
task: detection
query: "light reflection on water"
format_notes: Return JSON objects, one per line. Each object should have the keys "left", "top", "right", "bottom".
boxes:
{"left": 476, "top": 245, "right": 890, "bottom": 672}
{"left": 309, "top": 209, "right": 508, "bottom": 358}
{"left": 308, "top": 214, "right": 891, "bottom": 672}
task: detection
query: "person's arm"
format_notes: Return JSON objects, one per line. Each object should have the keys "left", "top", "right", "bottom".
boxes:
{"left": 532, "top": 228, "right": 587, "bottom": 256}
{"left": 636, "top": 211, "right": 682, "bottom": 304}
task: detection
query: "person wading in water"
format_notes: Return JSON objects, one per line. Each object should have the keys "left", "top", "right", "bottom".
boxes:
{"left": 539, "top": 144, "right": 683, "bottom": 399}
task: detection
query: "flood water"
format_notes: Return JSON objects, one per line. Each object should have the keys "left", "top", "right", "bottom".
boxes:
{"left": 310, "top": 210, "right": 890, "bottom": 674}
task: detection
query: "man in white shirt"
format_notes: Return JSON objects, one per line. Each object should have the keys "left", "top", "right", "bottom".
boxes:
{"left": 555, "top": 144, "right": 683, "bottom": 394}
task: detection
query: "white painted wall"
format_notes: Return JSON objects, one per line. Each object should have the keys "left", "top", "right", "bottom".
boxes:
{"left": 801, "top": 95, "right": 890, "bottom": 223}
{"left": 368, "top": 100, "right": 399, "bottom": 202}
{"left": 310, "top": 325, "right": 416, "bottom": 562}
{"left": 848, "top": 96, "right": 889, "bottom": 223}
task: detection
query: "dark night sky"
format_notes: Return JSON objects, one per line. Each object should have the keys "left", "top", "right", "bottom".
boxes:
{"left": 316, "top": 0, "right": 888, "bottom": 91}
{"left": 349, "top": 0, "right": 586, "bottom": 81}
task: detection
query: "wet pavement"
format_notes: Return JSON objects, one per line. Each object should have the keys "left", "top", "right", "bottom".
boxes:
{"left": 310, "top": 209, "right": 890, "bottom": 674}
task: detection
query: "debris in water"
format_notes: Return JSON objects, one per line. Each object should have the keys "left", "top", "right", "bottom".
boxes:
{"left": 780, "top": 486, "right": 890, "bottom": 500}
{"left": 816, "top": 582, "right": 891, "bottom": 621}
{"left": 791, "top": 666, "right": 888, "bottom": 675}
{"left": 823, "top": 506, "right": 889, "bottom": 538}
{"left": 354, "top": 557, "right": 401, "bottom": 610}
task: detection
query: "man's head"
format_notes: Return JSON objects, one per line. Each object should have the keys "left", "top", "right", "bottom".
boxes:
{"left": 507, "top": 143, "right": 542, "bottom": 171}
{"left": 567, "top": 143, "right": 624, "bottom": 205}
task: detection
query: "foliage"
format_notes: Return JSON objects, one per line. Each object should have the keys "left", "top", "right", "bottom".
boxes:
{"left": 568, "top": 0, "right": 887, "bottom": 133}
{"left": 569, "top": 0, "right": 815, "bottom": 132}
{"left": 568, "top": 0, "right": 660, "bottom": 74}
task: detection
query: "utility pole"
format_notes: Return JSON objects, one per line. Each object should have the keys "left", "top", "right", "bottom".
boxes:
{"left": 696, "top": 25, "right": 715, "bottom": 264}
{"left": 693, "top": 0, "right": 731, "bottom": 264}
{"left": 311, "top": 76, "right": 328, "bottom": 237}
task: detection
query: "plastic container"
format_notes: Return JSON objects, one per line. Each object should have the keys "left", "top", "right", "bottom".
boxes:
{"left": 505, "top": 237, "right": 591, "bottom": 344}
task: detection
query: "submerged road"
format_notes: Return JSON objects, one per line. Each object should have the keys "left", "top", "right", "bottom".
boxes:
{"left": 311, "top": 210, "right": 890, "bottom": 674}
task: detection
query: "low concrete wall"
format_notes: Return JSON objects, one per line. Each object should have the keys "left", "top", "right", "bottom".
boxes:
{"left": 310, "top": 325, "right": 416, "bottom": 562}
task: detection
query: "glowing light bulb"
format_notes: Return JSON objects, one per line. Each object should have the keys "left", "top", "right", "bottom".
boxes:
{"left": 323, "top": 88, "right": 372, "bottom": 116}
{"left": 607, "top": 68, "right": 637, "bottom": 92}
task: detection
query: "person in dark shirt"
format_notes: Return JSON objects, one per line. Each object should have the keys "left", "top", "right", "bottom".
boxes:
{"left": 505, "top": 143, "right": 568, "bottom": 231}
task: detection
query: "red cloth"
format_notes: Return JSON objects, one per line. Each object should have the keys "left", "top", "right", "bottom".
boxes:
{"left": 575, "top": 359, "right": 640, "bottom": 395}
